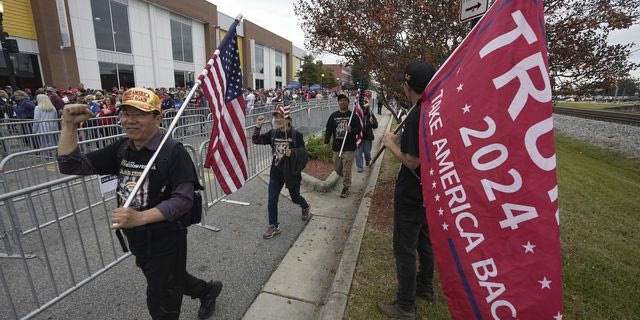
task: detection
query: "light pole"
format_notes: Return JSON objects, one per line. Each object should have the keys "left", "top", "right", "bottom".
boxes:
{"left": 336, "top": 77, "right": 340, "bottom": 91}
{"left": 321, "top": 73, "right": 325, "bottom": 89}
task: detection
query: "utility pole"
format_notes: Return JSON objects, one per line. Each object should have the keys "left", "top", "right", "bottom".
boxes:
{"left": 0, "top": 13, "right": 19, "bottom": 89}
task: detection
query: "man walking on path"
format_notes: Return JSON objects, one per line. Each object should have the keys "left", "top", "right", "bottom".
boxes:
{"left": 57, "top": 88, "right": 223, "bottom": 320}
{"left": 253, "top": 105, "right": 311, "bottom": 239}
{"left": 355, "top": 97, "right": 377, "bottom": 173}
{"left": 378, "top": 61, "right": 436, "bottom": 318}
{"left": 324, "top": 94, "right": 362, "bottom": 198}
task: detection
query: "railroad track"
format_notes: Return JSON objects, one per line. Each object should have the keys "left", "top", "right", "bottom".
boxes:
{"left": 552, "top": 107, "right": 640, "bottom": 127}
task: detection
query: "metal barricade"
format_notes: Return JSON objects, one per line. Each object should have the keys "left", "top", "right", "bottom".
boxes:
{"left": 1, "top": 134, "right": 125, "bottom": 193}
{"left": 0, "top": 102, "right": 331, "bottom": 319}
{"left": 0, "top": 175, "right": 130, "bottom": 319}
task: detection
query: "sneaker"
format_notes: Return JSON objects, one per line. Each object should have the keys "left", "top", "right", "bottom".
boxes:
{"left": 366, "top": 159, "right": 371, "bottom": 167}
{"left": 376, "top": 301, "right": 416, "bottom": 319}
{"left": 357, "top": 167, "right": 364, "bottom": 173}
{"left": 262, "top": 225, "right": 281, "bottom": 239}
{"left": 198, "top": 280, "right": 223, "bottom": 319}
{"left": 340, "top": 187, "right": 349, "bottom": 198}
{"left": 301, "top": 206, "right": 311, "bottom": 221}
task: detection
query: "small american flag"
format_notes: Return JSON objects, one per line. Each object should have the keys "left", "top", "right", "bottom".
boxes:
{"left": 354, "top": 79, "right": 366, "bottom": 148}
{"left": 199, "top": 19, "right": 248, "bottom": 195}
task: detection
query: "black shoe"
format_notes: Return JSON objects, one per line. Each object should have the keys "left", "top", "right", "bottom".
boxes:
{"left": 340, "top": 187, "right": 349, "bottom": 198}
{"left": 376, "top": 301, "right": 416, "bottom": 318}
{"left": 198, "top": 280, "right": 223, "bottom": 319}
{"left": 416, "top": 289, "right": 435, "bottom": 302}
{"left": 301, "top": 206, "right": 311, "bottom": 221}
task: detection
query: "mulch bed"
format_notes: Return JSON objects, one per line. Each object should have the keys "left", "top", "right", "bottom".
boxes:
{"left": 303, "top": 159, "right": 334, "bottom": 181}
{"left": 367, "top": 177, "right": 395, "bottom": 234}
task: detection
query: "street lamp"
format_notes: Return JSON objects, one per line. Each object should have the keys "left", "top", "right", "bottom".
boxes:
{"left": 321, "top": 73, "right": 325, "bottom": 89}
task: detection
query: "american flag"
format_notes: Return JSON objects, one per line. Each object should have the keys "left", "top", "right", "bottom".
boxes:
{"left": 353, "top": 79, "right": 366, "bottom": 148}
{"left": 198, "top": 19, "right": 248, "bottom": 195}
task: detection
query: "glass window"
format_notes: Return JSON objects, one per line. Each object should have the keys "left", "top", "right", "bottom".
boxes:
{"left": 99, "top": 62, "right": 134, "bottom": 90}
{"left": 255, "top": 79, "right": 264, "bottom": 90}
{"left": 275, "top": 52, "right": 282, "bottom": 77}
{"left": 99, "top": 62, "right": 118, "bottom": 90}
{"left": 171, "top": 20, "right": 183, "bottom": 62}
{"left": 118, "top": 64, "right": 135, "bottom": 88}
{"left": 170, "top": 20, "right": 193, "bottom": 62}
{"left": 183, "top": 25, "right": 193, "bottom": 63}
{"left": 276, "top": 81, "right": 282, "bottom": 89}
{"left": 110, "top": 2, "right": 132, "bottom": 53}
{"left": 174, "top": 71, "right": 185, "bottom": 87}
{"left": 255, "top": 45, "right": 264, "bottom": 74}
{"left": 174, "top": 71, "right": 195, "bottom": 87}
{"left": 186, "top": 71, "right": 194, "bottom": 87}
{"left": 91, "top": 0, "right": 114, "bottom": 51}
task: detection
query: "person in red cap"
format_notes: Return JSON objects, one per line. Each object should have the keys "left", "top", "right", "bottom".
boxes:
{"left": 57, "top": 88, "right": 224, "bottom": 320}
{"left": 252, "top": 104, "right": 311, "bottom": 239}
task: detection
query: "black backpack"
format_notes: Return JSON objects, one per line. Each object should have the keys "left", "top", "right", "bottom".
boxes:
{"left": 115, "top": 137, "right": 204, "bottom": 226}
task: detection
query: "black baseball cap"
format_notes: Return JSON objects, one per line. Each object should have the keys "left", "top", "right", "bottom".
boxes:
{"left": 337, "top": 94, "right": 349, "bottom": 101}
{"left": 395, "top": 60, "right": 436, "bottom": 94}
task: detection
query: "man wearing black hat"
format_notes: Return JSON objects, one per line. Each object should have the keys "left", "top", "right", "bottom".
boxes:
{"left": 324, "top": 93, "right": 362, "bottom": 198}
{"left": 378, "top": 61, "right": 436, "bottom": 318}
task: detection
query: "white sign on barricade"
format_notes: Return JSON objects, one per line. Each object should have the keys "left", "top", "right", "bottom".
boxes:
{"left": 460, "top": 0, "right": 489, "bottom": 22}
{"left": 98, "top": 175, "right": 117, "bottom": 194}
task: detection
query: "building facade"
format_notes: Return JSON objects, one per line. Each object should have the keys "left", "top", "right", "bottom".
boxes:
{"left": 323, "top": 63, "right": 353, "bottom": 90}
{"left": 0, "top": 0, "right": 306, "bottom": 90}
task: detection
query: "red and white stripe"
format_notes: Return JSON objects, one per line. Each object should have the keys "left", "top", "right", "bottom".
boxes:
{"left": 199, "top": 53, "right": 248, "bottom": 194}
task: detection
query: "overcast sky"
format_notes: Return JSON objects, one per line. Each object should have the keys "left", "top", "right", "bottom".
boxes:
{"left": 210, "top": 0, "right": 640, "bottom": 78}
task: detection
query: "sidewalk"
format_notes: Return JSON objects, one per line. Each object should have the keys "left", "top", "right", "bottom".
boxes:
{"left": 243, "top": 111, "right": 393, "bottom": 319}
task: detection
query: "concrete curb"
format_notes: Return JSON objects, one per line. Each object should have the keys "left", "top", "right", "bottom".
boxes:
{"left": 301, "top": 171, "right": 340, "bottom": 193}
{"left": 316, "top": 115, "right": 394, "bottom": 320}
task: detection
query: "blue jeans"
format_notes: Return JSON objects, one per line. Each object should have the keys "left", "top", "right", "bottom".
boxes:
{"left": 355, "top": 139, "right": 373, "bottom": 169}
{"left": 268, "top": 175, "right": 309, "bottom": 226}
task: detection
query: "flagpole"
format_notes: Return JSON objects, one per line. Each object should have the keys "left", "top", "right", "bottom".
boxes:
{"left": 367, "top": 103, "right": 418, "bottom": 167}
{"left": 113, "top": 14, "right": 244, "bottom": 240}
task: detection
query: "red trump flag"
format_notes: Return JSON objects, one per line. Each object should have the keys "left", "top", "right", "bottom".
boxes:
{"left": 419, "top": 0, "right": 563, "bottom": 319}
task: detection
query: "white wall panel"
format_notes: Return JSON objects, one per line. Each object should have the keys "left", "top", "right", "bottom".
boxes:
{"left": 68, "top": 0, "right": 100, "bottom": 89}
{"left": 192, "top": 21, "right": 206, "bottom": 74}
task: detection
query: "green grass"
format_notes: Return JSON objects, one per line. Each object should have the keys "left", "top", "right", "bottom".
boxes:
{"left": 346, "top": 134, "right": 640, "bottom": 320}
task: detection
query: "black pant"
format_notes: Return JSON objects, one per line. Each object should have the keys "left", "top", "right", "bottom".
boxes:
{"left": 393, "top": 206, "right": 434, "bottom": 311}
{"left": 134, "top": 231, "right": 208, "bottom": 320}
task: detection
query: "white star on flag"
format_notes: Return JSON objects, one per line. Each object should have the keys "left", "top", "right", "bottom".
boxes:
{"left": 429, "top": 169, "right": 434, "bottom": 176}
{"left": 554, "top": 312, "right": 563, "bottom": 320}
{"left": 438, "top": 208, "right": 444, "bottom": 216}
{"left": 462, "top": 104, "right": 471, "bottom": 113}
{"left": 538, "top": 277, "right": 551, "bottom": 289}
{"left": 456, "top": 83, "right": 463, "bottom": 92}
{"left": 442, "top": 222, "right": 449, "bottom": 230}
{"left": 435, "top": 194, "right": 440, "bottom": 202}
{"left": 432, "top": 181, "right": 437, "bottom": 189}
{"left": 523, "top": 241, "right": 536, "bottom": 253}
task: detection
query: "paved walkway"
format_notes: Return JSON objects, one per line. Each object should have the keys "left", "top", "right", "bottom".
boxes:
{"left": 243, "top": 111, "right": 393, "bottom": 319}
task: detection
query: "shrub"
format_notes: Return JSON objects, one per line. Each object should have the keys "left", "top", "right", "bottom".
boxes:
{"left": 305, "top": 133, "right": 333, "bottom": 162}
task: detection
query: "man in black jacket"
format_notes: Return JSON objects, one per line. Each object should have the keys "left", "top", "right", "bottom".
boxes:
{"left": 377, "top": 61, "right": 436, "bottom": 318}
{"left": 253, "top": 105, "right": 311, "bottom": 239}
{"left": 323, "top": 94, "right": 362, "bottom": 198}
